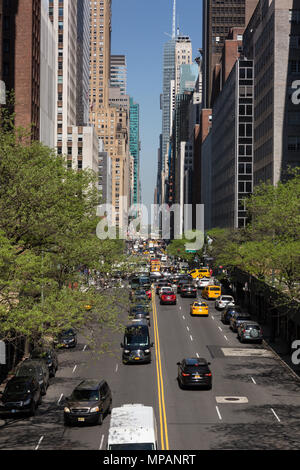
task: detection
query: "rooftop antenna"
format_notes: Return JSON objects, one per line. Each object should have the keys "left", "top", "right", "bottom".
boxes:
{"left": 172, "top": 0, "right": 176, "bottom": 39}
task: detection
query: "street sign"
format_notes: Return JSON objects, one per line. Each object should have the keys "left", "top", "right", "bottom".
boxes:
{"left": 186, "top": 250, "right": 197, "bottom": 253}
{"left": 0, "top": 341, "right": 6, "bottom": 365}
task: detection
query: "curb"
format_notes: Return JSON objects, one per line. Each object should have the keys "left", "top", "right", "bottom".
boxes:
{"left": 262, "top": 339, "right": 300, "bottom": 383}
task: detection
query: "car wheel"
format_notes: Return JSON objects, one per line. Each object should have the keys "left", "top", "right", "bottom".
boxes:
{"left": 42, "top": 385, "right": 47, "bottom": 396}
{"left": 30, "top": 403, "right": 36, "bottom": 417}
{"left": 98, "top": 413, "right": 103, "bottom": 426}
{"left": 107, "top": 401, "right": 112, "bottom": 415}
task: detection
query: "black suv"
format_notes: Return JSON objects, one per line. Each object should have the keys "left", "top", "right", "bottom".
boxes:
{"left": 15, "top": 360, "right": 49, "bottom": 396}
{"left": 64, "top": 380, "right": 112, "bottom": 426}
{"left": 121, "top": 323, "right": 154, "bottom": 364}
{"left": 0, "top": 377, "right": 42, "bottom": 417}
{"left": 221, "top": 305, "right": 242, "bottom": 325}
{"left": 177, "top": 358, "right": 212, "bottom": 390}
{"left": 30, "top": 348, "right": 58, "bottom": 378}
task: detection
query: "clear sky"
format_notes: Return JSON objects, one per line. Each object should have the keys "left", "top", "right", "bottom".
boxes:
{"left": 111, "top": 0, "right": 203, "bottom": 211}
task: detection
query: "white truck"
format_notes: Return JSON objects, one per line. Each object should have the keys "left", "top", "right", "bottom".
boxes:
{"left": 107, "top": 404, "right": 158, "bottom": 450}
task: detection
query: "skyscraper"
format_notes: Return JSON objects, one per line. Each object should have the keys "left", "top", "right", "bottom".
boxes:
{"left": 77, "top": 0, "right": 90, "bottom": 126}
{"left": 130, "top": 97, "right": 140, "bottom": 205}
{"left": 110, "top": 55, "right": 127, "bottom": 95}
{"left": 202, "top": 0, "right": 258, "bottom": 108}
{"left": 89, "top": 0, "right": 130, "bottom": 229}
{"left": 2, "top": 0, "right": 41, "bottom": 140}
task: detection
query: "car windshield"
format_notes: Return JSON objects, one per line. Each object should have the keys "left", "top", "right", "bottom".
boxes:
{"left": 16, "top": 366, "right": 38, "bottom": 377}
{"left": 124, "top": 326, "right": 149, "bottom": 347}
{"left": 222, "top": 297, "right": 233, "bottom": 301}
{"left": 246, "top": 325, "right": 260, "bottom": 330}
{"left": 71, "top": 390, "right": 99, "bottom": 401}
{"left": 5, "top": 382, "right": 28, "bottom": 394}
{"left": 237, "top": 315, "right": 250, "bottom": 320}
{"left": 61, "top": 329, "right": 75, "bottom": 337}
{"left": 194, "top": 303, "right": 206, "bottom": 307}
{"left": 210, "top": 287, "right": 220, "bottom": 291}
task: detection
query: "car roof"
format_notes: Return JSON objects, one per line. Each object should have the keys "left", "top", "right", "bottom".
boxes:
{"left": 75, "top": 380, "right": 103, "bottom": 391}
{"left": 239, "top": 321, "right": 260, "bottom": 326}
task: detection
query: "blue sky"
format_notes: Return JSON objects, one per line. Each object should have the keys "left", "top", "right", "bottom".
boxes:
{"left": 111, "top": 0, "right": 203, "bottom": 210}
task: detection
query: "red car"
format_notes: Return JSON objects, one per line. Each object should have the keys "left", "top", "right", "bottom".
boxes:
{"left": 160, "top": 290, "right": 177, "bottom": 305}
{"left": 145, "top": 289, "right": 152, "bottom": 300}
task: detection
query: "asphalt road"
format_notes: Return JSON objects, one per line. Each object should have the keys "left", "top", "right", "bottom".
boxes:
{"left": 1, "top": 286, "right": 300, "bottom": 450}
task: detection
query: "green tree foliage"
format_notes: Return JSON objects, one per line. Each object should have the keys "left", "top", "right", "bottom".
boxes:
{"left": 207, "top": 169, "right": 300, "bottom": 302}
{"left": 0, "top": 125, "right": 127, "bottom": 348}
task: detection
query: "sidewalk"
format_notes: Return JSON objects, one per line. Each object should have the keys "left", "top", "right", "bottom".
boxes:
{"left": 251, "top": 315, "right": 300, "bottom": 381}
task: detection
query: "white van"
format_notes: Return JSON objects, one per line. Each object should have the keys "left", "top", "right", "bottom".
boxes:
{"left": 107, "top": 404, "right": 158, "bottom": 450}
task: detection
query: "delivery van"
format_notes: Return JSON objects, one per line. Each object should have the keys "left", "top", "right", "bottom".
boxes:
{"left": 107, "top": 404, "right": 158, "bottom": 450}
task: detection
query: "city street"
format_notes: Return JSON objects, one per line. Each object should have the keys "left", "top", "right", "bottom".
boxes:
{"left": 0, "top": 287, "right": 300, "bottom": 450}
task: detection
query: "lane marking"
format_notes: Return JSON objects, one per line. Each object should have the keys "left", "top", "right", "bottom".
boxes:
{"left": 212, "top": 316, "right": 215, "bottom": 320}
{"left": 152, "top": 290, "right": 169, "bottom": 451}
{"left": 99, "top": 434, "right": 105, "bottom": 450}
{"left": 271, "top": 408, "right": 281, "bottom": 423}
{"left": 182, "top": 315, "right": 185, "bottom": 320}
{"left": 224, "top": 335, "right": 228, "bottom": 341}
{"left": 251, "top": 376, "right": 256, "bottom": 385}
{"left": 196, "top": 353, "right": 199, "bottom": 358}
{"left": 216, "top": 406, "right": 222, "bottom": 420}
{"left": 35, "top": 436, "right": 44, "bottom": 451}
{"left": 57, "top": 394, "right": 63, "bottom": 405}
{"left": 179, "top": 306, "right": 182, "bottom": 310}
{"left": 218, "top": 326, "right": 223, "bottom": 332}
{"left": 83, "top": 345, "right": 87, "bottom": 352}
{"left": 115, "top": 364, "right": 119, "bottom": 373}
{"left": 186, "top": 326, "right": 190, "bottom": 332}
{"left": 190, "top": 335, "right": 193, "bottom": 342}
{"left": 72, "top": 365, "right": 77, "bottom": 373}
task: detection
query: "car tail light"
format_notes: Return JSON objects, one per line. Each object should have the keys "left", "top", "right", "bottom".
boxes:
{"left": 205, "top": 373, "right": 212, "bottom": 377}
{"left": 243, "top": 329, "right": 246, "bottom": 333}
{"left": 182, "top": 372, "right": 190, "bottom": 377}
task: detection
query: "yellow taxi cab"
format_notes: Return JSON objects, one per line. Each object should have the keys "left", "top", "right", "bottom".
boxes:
{"left": 190, "top": 301, "right": 209, "bottom": 316}
{"left": 202, "top": 285, "right": 221, "bottom": 300}
{"left": 189, "top": 268, "right": 211, "bottom": 279}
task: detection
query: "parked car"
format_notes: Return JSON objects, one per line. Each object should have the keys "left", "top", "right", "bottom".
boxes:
{"left": 0, "top": 377, "right": 42, "bottom": 417}
{"left": 64, "top": 379, "right": 112, "bottom": 426}
{"left": 54, "top": 328, "right": 77, "bottom": 349}
{"left": 177, "top": 358, "right": 212, "bottom": 390}
{"left": 230, "top": 312, "right": 252, "bottom": 332}
{"left": 130, "top": 312, "right": 151, "bottom": 326}
{"left": 30, "top": 348, "right": 58, "bottom": 378}
{"left": 221, "top": 305, "right": 242, "bottom": 324}
{"left": 215, "top": 295, "right": 235, "bottom": 310}
{"left": 15, "top": 360, "right": 49, "bottom": 396}
{"left": 237, "top": 321, "right": 263, "bottom": 344}
{"left": 180, "top": 284, "right": 197, "bottom": 298}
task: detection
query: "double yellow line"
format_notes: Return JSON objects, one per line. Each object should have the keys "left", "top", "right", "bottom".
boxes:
{"left": 152, "top": 288, "right": 169, "bottom": 450}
